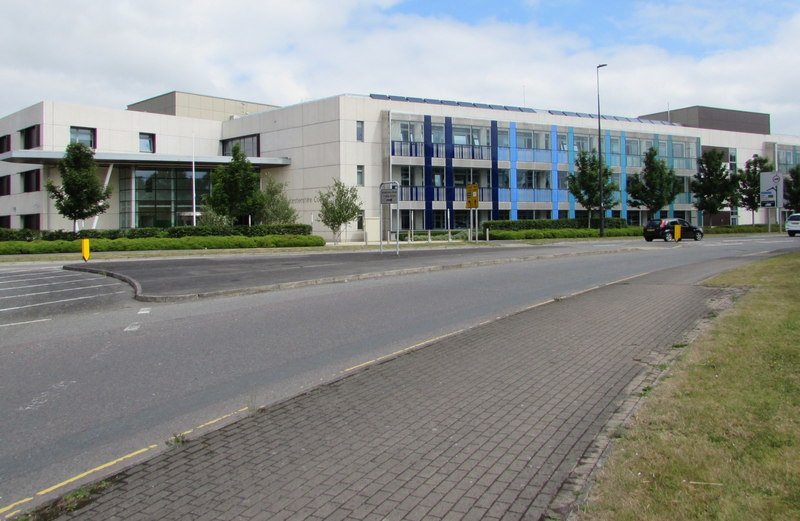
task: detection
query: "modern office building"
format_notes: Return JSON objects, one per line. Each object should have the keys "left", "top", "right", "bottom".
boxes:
{"left": 1, "top": 91, "right": 799, "bottom": 242}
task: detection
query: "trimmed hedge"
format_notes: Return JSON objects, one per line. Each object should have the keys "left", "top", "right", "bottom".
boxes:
{"left": 482, "top": 218, "right": 629, "bottom": 232}
{"left": 0, "top": 235, "right": 325, "bottom": 255}
{"left": 488, "top": 227, "right": 642, "bottom": 240}
{"left": 0, "top": 224, "right": 313, "bottom": 242}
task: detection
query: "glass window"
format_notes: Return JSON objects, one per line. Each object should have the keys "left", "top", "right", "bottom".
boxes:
{"left": 610, "top": 137, "right": 621, "bottom": 154}
{"left": 400, "top": 166, "right": 412, "bottom": 186}
{"left": 139, "top": 133, "right": 155, "bottom": 153}
{"left": 516, "top": 131, "right": 533, "bottom": 149}
{"left": 431, "top": 124, "right": 445, "bottom": 144}
{"left": 0, "top": 175, "right": 10, "bottom": 196}
{"left": 535, "top": 132, "right": 550, "bottom": 150}
{"left": 453, "top": 126, "right": 470, "bottom": 145}
{"left": 392, "top": 121, "right": 422, "bottom": 142}
{"left": 574, "top": 135, "right": 591, "bottom": 152}
{"left": 356, "top": 121, "right": 364, "bottom": 142}
{"left": 222, "top": 135, "right": 259, "bottom": 157}
{"left": 625, "top": 139, "right": 639, "bottom": 156}
{"left": 673, "top": 142, "right": 686, "bottom": 158}
{"left": 21, "top": 214, "right": 40, "bottom": 230}
{"left": 0, "top": 134, "right": 10, "bottom": 153}
{"left": 124, "top": 168, "right": 210, "bottom": 228}
{"left": 557, "top": 134, "right": 568, "bottom": 151}
{"left": 0, "top": 215, "right": 10, "bottom": 228}
{"left": 497, "top": 130, "right": 509, "bottom": 147}
{"left": 557, "top": 171, "right": 569, "bottom": 190}
{"left": 22, "top": 169, "right": 40, "bottom": 192}
{"left": 517, "top": 169, "right": 533, "bottom": 189}
{"left": 534, "top": 170, "right": 550, "bottom": 189}
{"left": 498, "top": 169, "right": 509, "bottom": 188}
{"left": 356, "top": 165, "right": 364, "bottom": 186}
{"left": 20, "top": 125, "right": 40, "bottom": 149}
{"left": 433, "top": 167, "right": 444, "bottom": 187}
{"left": 70, "top": 127, "right": 96, "bottom": 148}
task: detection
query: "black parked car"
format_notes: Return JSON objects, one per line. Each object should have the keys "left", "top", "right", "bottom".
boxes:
{"left": 643, "top": 218, "right": 703, "bottom": 242}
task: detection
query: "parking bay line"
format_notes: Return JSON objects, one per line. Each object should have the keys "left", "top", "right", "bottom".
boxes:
{"left": 0, "top": 292, "right": 128, "bottom": 313}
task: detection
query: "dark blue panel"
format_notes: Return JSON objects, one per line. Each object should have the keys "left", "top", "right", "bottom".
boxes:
{"left": 491, "top": 121, "right": 499, "bottom": 220}
{"left": 424, "top": 116, "right": 433, "bottom": 230}
{"left": 445, "top": 117, "right": 454, "bottom": 227}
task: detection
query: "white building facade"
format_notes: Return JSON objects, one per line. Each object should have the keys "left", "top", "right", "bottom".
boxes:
{"left": 2, "top": 92, "right": 799, "bottom": 242}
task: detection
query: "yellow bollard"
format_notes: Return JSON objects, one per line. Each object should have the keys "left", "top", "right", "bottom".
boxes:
{"left": 81, "top": 238, "right": 91, "bottom": 262}
{"left": 674, "top": 224, "right": 682, "bottom": 242}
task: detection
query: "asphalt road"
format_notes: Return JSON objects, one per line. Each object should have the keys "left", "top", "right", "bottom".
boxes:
{"left": 1, "top": 235, "right": 798, "bottom": 513}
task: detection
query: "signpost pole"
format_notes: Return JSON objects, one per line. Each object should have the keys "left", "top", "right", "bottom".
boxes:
{"left": 379, "top": 181, "right": 400, "bottom": 255}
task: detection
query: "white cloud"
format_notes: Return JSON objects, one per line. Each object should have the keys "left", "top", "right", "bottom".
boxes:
{"left": 1, "top": 0, "right": 799, "bottom": 135}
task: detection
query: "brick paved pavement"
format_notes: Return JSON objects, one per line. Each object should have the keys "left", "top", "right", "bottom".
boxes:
{"left": 53, "top": 270, "right": 732, "bottom": 521}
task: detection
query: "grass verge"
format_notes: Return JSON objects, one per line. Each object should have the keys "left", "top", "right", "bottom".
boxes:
{"left": 575, "top": 252, "right": 800, "bottom": 521}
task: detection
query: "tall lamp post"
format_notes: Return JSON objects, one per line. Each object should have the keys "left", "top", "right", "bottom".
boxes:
{"left": 596, "top": 63, "right": 608, "bottom": 237}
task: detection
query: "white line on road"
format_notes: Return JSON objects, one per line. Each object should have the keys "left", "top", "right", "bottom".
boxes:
{"left": 0, "top": 273, "right": 90, "bottom": 284}
{"left": 0, "top": 292, "right": 128, "bottom": 313}
{"left": 0, "top": 318, "right": 52, "bottom": 328}
{"left": 124, "top": 322, "right": 141, "bottom": 332}
{"left": 0, "top": 283, "right": 122, "bottom": 300}
{"left": 0, "top": 277, "right": 107, "bottom": 292}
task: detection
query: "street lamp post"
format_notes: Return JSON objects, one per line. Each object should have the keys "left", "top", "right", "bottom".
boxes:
{"left": 596, "top": 63, "right": 607, "bottom": 237}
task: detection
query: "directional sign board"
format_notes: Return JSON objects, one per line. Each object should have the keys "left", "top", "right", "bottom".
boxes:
{"left": 760, "top": 172, "right": 783, "bottom": 208}
{"left": 466, "top": 184, "right": 479, "bottom": 209}
{"left": 380, "top": 187, "right": 398, "bottom": 205}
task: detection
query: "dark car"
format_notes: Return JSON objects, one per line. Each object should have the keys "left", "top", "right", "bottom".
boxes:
{"left": 643, "top": 218, "right": 703, "bottom": 242}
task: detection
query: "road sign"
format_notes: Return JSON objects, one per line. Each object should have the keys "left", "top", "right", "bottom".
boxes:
{"left": 760, "top": 171, "right": 783, "bottom": 208}
{"left": 466, "top": 184, "right": 479, "bottom": 209}
{"left": 380, "top": 188, "right": 397, "bottom": 205}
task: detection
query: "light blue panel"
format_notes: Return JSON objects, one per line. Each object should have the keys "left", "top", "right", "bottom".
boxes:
{"left": 551, "top": 126, "right": 559, "bottom": 219}
{"left": 620, "top": 131, "right": 627, "bottom": 220}
{"left": 604, "top": 129, "right": 613, "bottom": 218}
{"left": 510, "top": 122, "right": 518, "bottom": 220}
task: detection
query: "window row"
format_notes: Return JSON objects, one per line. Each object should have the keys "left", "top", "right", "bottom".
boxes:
{"left": 0, "top": 214, "right": 40, "bottom": 229}
{"left": 390, "top": 121, "right": 695, "bottom": 158}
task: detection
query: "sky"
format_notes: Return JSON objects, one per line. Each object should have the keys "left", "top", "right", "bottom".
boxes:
{"left": 2, "top": 0, "right": 800, "bottom": 135}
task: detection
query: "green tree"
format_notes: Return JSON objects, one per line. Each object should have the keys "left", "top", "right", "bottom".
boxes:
{"left": 254, "top": 175, "right": 297, "bottom": 224}
{"left": 691, "top": 149, "right": 737, "bottom": 220}
{"left": 206, "top": 144, "right": 261, "bottom": 225}
{"left": 734, "top": 154, "right": 773, "bottom": 224}
{"left": 46, "top": 142, "right": 113, "bottom": 232}
{"left": 627, "top": 147, "right": 682, "bottom": 219}
{"left": 784, "top": 165, "right": 800, "bottom": 213}
{"left": 568, "top": 150, "right": 618, "bottom": 228}
{"left": 317, "top": 179, "right": 362, "bottom": 243}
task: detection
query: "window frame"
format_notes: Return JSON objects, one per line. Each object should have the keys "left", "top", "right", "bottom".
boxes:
{"left": 21, "top": 169, "right": 40, "bottom": 192}
{"left": 20, "top": 125, "right": 40, "bottom": 149}
{"left": 0, "top": 175, "right": 11, "bottom": 196}
{"left": 70, "top": 126, "right": 97, "bottom": 148}
{"left": 139, "top": 133, "right": 156, "bottom": 153}
{"left": 356, "top": 165, "right": 364, "bottom": 186}
{"left": 356, "top": 121, "right": 364, "bottom": 142}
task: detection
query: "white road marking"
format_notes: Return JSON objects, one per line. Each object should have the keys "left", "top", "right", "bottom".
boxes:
{"left": 0, "top": 292, "right": 128, "bottom": 313}
{"left": 0, "top": 318, "right": 52, "bottom": 328}
{"left": 124, "top": 322, "right": 141, "bottom": 332}
{"left": 0, "top": 283, "right": 121, "bottom": 300}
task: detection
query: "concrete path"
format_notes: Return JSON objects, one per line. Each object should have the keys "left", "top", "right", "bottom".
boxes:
{"left": 49, "top": 263, "right": 735, "bottom": 521}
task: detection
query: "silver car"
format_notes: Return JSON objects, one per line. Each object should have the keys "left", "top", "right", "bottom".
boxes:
{"left": 786, "top": 213, "right": 800, "bottom": 237}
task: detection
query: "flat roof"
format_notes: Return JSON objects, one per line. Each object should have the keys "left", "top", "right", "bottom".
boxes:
{"left": 0, "top": 150, "right": 291, "bottom": 167}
